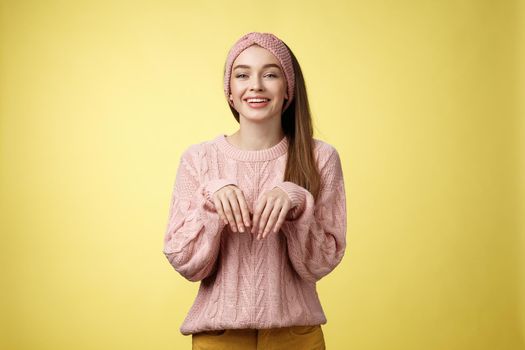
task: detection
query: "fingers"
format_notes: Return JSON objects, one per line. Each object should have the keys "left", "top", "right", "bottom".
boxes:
{"left": 271, "top": 196, "right": 290, "bottom": 237}
{"left": 213, "top": 197, "right": 229, "bottom": 226}
{"left": 235, "top": 187, "right": 252, "bottom": 229}
{"left": 260, "top": 196, "right": 290, "bottom": 239}
{"left": 213, "top": 185, "right": 250, "bottom": 233}
{"left": 214, "top": 185, "right": 289, "bottom": 239}
{"left": 259, "top": 203, "right": 283, "bottom": 240}
{"left": 227, "top": 191, "right": 245, "bottom": 232}
{"left": 251, "top": 199, "right": 266, "bottom": 235}
{"left": 221, "top": 195, "right": 238, "bottom": 232}
{"left": 253, "top": 190, "right": 291, "bottom": 240}
{"left": 255, "top": 200, "right": 273, "bottom": 239}
{"left": 268, "top": 205, "right": 288, "bottom": 238}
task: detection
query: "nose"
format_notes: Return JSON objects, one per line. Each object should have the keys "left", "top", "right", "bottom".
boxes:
{"left": 250, "top": 75, "right": 264, "bottom": 91}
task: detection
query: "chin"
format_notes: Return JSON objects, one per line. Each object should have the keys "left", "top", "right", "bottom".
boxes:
{"left": 241, "top": 110, "right": 279, "bottom": 121}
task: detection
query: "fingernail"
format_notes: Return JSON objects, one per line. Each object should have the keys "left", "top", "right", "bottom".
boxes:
{"left": 239, "top": 226, "right": 244, "bottom": 232}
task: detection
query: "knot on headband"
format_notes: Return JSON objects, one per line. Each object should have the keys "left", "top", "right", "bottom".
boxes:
{"left": 223, "top": 32, "right": 295, "bottom": 112}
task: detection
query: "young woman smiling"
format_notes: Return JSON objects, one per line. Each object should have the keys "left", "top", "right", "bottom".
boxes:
{"left": 163, "top": 32, "right": 347, "bottom": 350}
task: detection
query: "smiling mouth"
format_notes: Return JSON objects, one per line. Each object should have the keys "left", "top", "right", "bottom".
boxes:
{"left": 245, "top": 98, "right": 271, "bottom": 103}
{"left": 244, "top": 98, "right": 271, "bottom": 109}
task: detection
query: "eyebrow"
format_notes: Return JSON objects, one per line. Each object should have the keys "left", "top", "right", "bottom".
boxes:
{"left": 233, "top": 63, "right": 282, "bottom": 71}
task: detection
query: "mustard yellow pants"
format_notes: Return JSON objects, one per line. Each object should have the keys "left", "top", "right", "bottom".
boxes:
{"left": 192, "top": 325, "right": 325, "bottom": 350}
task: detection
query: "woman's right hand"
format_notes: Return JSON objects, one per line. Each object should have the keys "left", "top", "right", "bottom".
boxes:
{"left": 212, "top": 185, "right": 251, "bottom": 233}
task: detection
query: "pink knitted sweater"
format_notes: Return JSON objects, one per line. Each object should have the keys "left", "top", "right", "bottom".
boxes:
{"left": 163, "top": 134, "right": 347, "bottom": 335}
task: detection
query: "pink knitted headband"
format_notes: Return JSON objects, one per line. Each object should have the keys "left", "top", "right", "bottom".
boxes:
{"left": 223, "top": 32, "right": 295, "bottom": 112}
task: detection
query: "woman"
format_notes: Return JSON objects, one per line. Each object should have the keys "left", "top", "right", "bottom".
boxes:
{"left": 163, "top": 32, "right": 347, "bottom": 350}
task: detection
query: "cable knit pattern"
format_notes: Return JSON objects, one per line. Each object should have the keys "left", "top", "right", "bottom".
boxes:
{"left": 162, "top": 134, "right": 347, "bottom": 335}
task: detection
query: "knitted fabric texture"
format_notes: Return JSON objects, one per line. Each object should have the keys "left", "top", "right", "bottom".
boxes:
{"left": 163, "top": 134, "right": 347, "bottom": 335}
{"left": 223, "top": 32, "right": 295, "bottom": 112}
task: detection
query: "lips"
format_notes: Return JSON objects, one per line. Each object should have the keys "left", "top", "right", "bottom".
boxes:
{"left": 244, "top": 96, "right": 271, "bottom": 102}
{"left": 245, "top": 98, "right": 270, "bottom": 108}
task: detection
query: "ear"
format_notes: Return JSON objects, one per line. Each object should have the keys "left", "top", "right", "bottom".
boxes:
{"left": 229, "top": 94, "right": 233, "bottom": 101}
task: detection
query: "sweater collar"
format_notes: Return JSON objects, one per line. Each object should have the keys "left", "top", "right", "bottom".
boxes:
{"left": 214, "top": 134, "right": 288, "bottom": 162}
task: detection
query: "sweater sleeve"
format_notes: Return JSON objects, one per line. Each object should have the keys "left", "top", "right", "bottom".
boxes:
{"left": 162, "top": 147, "right": 237, "bottom": 282}
{"left": 273, "top": 147, "right": 347, "bottom": 283}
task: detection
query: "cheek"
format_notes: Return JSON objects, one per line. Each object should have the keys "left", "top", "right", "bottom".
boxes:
{"left": 275, "top": 81, "right": 287, "bottom": 95}
{"left": 230, "top": 83, "right": 246, "bottom": 99}
{"left": 230, "top": 87, "right": 241, "bottom": 100}
{"left": 275, "top": 86, "right": 287, "bottom": 99}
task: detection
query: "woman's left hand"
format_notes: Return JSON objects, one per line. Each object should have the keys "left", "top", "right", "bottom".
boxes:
{"left": 251, "top": 186, "right": 292, "bottom": 240}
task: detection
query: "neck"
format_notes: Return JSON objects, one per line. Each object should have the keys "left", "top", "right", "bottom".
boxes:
{"left": 227, "top": 128, "right": 285, "bottom": 151}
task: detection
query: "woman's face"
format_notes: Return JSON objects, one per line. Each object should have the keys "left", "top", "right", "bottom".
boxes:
{"left": 229, "top": 45, "right": 288, "bottom": 122}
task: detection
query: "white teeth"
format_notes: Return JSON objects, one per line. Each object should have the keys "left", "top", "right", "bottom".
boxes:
{"left": 247, "top": 98, "right": 269, "bottom": 102}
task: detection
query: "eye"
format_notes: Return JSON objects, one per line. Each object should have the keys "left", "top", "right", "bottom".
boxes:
{"left": 265, "top": 73, "right": 278, "bottom": 78}
{"left": 235, "top": 73, "right": 248, "bottom": 78}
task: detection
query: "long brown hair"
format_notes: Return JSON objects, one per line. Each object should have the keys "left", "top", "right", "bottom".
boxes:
{"left": 225, "top": 43, "right": 321, "bottom": 202}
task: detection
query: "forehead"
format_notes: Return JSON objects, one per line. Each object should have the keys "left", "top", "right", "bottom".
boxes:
{"left": 233, "top": 45, "right": 281, "bottom": 68}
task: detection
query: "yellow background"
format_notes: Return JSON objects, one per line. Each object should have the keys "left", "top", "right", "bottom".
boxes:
{"left": 1, "top": 0, "right": 524, "bottom": 349}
